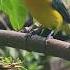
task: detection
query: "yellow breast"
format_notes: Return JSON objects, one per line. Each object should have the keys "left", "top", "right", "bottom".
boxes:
{"left": 25, "top": 0, "right": 63, "bottom": 30}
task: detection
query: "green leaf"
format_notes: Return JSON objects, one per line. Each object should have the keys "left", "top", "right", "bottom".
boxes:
{"left": 0, "top": 0, "right": 28, "bottom": 30}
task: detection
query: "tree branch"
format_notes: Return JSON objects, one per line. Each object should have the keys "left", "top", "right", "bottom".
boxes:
{"left": 0, "top": 30, "right": 70, "bottom": 60}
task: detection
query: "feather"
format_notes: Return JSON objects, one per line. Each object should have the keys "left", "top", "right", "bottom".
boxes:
{"left": 52, "top": 0, "right": 70, "bottom": 23}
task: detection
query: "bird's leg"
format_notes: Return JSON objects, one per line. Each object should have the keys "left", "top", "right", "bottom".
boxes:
{"left": 39, "top": 28, "right": 45, "bottom": 35}
{"left": 47, "top": 30, "right": 54, "bottom": 39}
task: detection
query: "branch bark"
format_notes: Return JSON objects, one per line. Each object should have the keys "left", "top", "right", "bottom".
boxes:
{"left": 0, "top": 30, "right": 70, "bottom": 60}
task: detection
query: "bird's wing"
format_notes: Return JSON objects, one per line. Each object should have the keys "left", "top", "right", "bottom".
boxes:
{"left": 52, "top": 0, "right": 70, "bottom": 23}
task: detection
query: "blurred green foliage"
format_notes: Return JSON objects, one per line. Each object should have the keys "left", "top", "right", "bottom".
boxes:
{"left": 0, "top": 0, "right": 28, "bottom": 31}
{"left": 0, "top": 47, "right": 44, "bottom": 70}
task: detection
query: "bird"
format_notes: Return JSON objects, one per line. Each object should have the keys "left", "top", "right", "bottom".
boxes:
{"left": 25, "top": 0, "right": 70, "bottom": 37}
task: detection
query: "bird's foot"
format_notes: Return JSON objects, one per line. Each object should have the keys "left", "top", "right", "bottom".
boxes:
{"left": 47, "top": 35, "right": 53, "bottom": 39}
{"left": 47, "top": 30, "right": 54, "bottom": 39}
